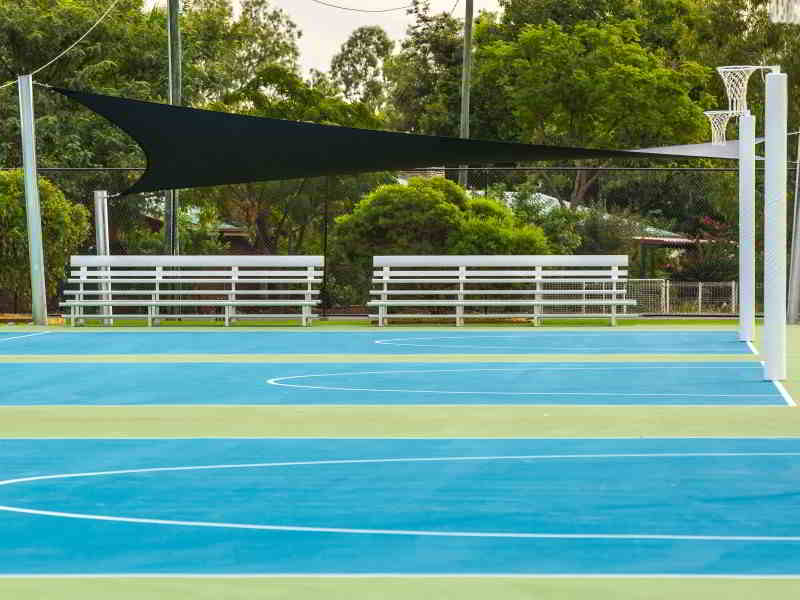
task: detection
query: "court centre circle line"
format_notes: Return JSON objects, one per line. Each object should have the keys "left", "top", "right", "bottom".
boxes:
{"left": 2, "top": 453, "right": 800, "bottom": 542}
{"left": 266, "top": 367, "right": 775, "bottom": 398}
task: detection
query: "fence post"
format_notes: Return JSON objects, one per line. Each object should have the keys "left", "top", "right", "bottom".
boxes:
{"left": 731, "top": 281, "right": 737, "bottom": 314}
{"left": 665, "top": 280, "right": 670, "bottom": 313}
{"left": 698, "top": 282, "right": 703, "bottom": 314}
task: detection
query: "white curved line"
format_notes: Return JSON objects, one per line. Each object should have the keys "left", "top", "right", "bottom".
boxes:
{"left": 1, "top": 453, "right": 799, "bottom": 541}
{"left": 373, "top": 334, "right": 745, "bottom": 352}
{"left": 0, "top": 331, "right": 51, "bottom": 343}
{"left": 0, "top": 504, "right": 798, "bottom": 542}
{"left": 267, "top": 367, "right": 774, "bottom": 397}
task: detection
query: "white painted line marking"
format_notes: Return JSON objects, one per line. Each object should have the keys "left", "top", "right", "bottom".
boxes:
{"left": 0, "top": 331, "right": 51, "bottom": 343}
{"left": 2, "top": 502, "right": 799, "bottom": 542}
{"left": 747, "top": 341, "right": 759, "bottom": 355}
{"left": 773, "top": 381, "right": 796, "bottom": 406}
{"left": 267, "top": 367, "right": 776, "bottom": 399}
{"left": 2, "top": 453, "right": 799, "bottom": 541}
{"left": 3, "top": 436, "right": 799, "bottom": 440}
{"left": 0, "top": 574, "right": 798, "bottom": 579}
{"left": 374, "top": 334, "right": 746, "bottom": 353}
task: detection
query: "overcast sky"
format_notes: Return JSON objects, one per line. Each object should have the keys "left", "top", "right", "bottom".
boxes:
{"left": 269, "top": 1, "right": 501, "bottom": 76}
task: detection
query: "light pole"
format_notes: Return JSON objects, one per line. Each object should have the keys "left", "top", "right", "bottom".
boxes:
{"left": 458, "top": 0, "right": 473, "bottom": 189}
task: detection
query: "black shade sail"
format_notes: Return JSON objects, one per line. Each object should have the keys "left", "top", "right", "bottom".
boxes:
{"left": 54, "top": 87, "right": 734, "bottom": 195}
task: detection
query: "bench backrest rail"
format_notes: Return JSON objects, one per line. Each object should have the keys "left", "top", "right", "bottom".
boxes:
{"left": 64, "top": 255, "right": 323, "bottom": 326}
{"left": 369, "top": 255, "right": 632, "bottom": 326}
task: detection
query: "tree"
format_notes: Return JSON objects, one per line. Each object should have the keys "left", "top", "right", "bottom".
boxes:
{"left": 0, "top": 0, "right": 169, "bottom": 228}
{"left": 331, "top": 26, "right": 394, "bottom": 110}
{"left": 119, "top": 206, "right": 230, "bottom": 256}
{"left": 0, "top": 170, "right": 89, "bottom": 310}
{"left": 0, "top": 0, "right": 304, "bottom": 246}
{"left": 502, "top": 179, "right": 584, "bottom": 254}
{"left": 474, "top": 19, "right": 712, "bottom": 208}
{"left": 329, "top": 177, "right": 549, "bottom": 304}
{"left": 575, "top": 207, "right": 644, "bottom": 257}
{"left": 185, "top": 63, "right": 390, "bottom": 256}
{"left": 384, "top": 0, "right": 464, "bottom": 135}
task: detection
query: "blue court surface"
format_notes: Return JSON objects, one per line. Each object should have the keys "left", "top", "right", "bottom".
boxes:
{"left": 0, "top": 330, "right": 752, "bottom": 355}
{"left": 1, "top": 437, "right": 799, "bottom": 576}
{"left": 0, "top": 362, "right": 786, "bottom": 406}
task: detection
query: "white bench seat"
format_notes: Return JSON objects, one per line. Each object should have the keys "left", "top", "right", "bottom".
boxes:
{"left": 367, "top": 255, "right": 637, "bottom": 326}
{"left": 60, "top": 255, "right": 323, "bottom": 327}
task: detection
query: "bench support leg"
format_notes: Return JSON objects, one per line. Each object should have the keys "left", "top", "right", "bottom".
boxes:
{"left": 378, "top": 305, "right": 385, "bottom": 327}
{"left": 224, "top": 306, "right": 230, "bottom": 327}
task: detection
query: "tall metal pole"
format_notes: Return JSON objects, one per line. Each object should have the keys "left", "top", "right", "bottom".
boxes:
{"left": 94, "top": 190, "right": 111, "bottom": 324}
{"left": 738, "top": 112, "right": 756, "bottom": 342}
{"left": 165, "top": 0, "right": 182, "bottom": 254}
{"left": 763, "top": 70, "right": 788, "bottom": 381}
{"left": 457, "top": 0, "right": 473, "bottom": 189}
{"left": 787, "top": 132, "right": 800, "bottom": 322}
{"left": 18, "top": 74, "right": 48, "bottom": 325}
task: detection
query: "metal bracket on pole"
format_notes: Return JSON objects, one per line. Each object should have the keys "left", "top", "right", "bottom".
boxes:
{"left": 18, "top": 74, "right": 48, "bottom": 325}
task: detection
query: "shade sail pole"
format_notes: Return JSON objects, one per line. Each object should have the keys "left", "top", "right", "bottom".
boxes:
{"left": 165, "top": 0, "right": 182, "bottom": 254}
{"left": 18, "top": 74, "right": 48, "bottom": 325}
{"left": 457, "top": 0, "right": 473, "bottom": 189}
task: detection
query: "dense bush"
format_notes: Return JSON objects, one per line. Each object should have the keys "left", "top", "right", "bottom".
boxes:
{"left": 0, "top": 169, "right": 90, "bottom": 307}
{"left": 328, "top": 177, "right": 549, "bottom": 304}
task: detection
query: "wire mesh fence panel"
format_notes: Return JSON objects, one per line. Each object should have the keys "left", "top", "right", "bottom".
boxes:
{"left": 666, "top": 281, "right": 737, "bottom": 314}
{"left": 626, "top": 279, "right": 666, "bottom": 313}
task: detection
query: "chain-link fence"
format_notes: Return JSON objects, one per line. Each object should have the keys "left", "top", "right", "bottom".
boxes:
{"left": 627, "top": 279, "right": 737, "bottom": 314}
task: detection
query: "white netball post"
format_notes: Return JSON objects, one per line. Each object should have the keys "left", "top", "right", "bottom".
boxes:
{"left": 737, "top": 111, "right": 756, "bottom": 343}
{"left": 714, "top": 67, "right": 760, "bottom": 344}
{"left": 705, "top": 107, "right": 756, "bottom": 341}
{"left": 715, "top": 64, "right": 788, "bottom": 379}
{"left": 764, "top": 70, "right": 788, "bottom": 380}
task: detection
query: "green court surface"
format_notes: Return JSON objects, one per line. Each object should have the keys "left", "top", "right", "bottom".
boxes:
{"left": 2, "top": 577, "right": 800, "bottom": 600}
{"left": 1, "top": 321, "right": 798, "bottom": 599}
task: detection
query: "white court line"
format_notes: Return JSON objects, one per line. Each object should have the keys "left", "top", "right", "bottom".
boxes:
{"left": 4, "top": 436, "right": 800, "bottom": 440}
{"left": 374, "top": 334, "right": 746, "bottom": 353}
{"left": 747, "top": 341, "right": 759, "bottom": 355}
{"left": 1, "top": 574, "right": 798, "bottom": 579}
{"left": 2, "top": 453, "right": 800, "bottom": 541}
{"left": 1, "top": 503, "right": 799, "bottom": 542}
{"left": 0, "top": 331, "right": 51, "bottom": 343}
{"left": 267, "top": 367, "right": 776, "bottom": 398}
{"left": 773, "top": 381, "right": 796, "bottom": 406}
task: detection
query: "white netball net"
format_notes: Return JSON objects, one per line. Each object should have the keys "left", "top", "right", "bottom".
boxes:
{"left": 704, "top": 110, "right": 735, "bottom": 145}
{"left": 769, "top": 0, "right": 800, "bottom": 23}
{"left": 717, "top": 66, "right": 760, "bottom": 114}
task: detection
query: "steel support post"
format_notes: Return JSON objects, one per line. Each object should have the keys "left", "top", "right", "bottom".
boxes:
{"left": 788, "top": 131, "right": 800, "bottom": 322}
{"left": 18, "top": 74, "right": 48, "bottom": 325}
{"left": 457, "top": 0, "right": 473, "bottom": 189}
{"left": 94, "top": 190, "right": 111, "bottom": 324}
